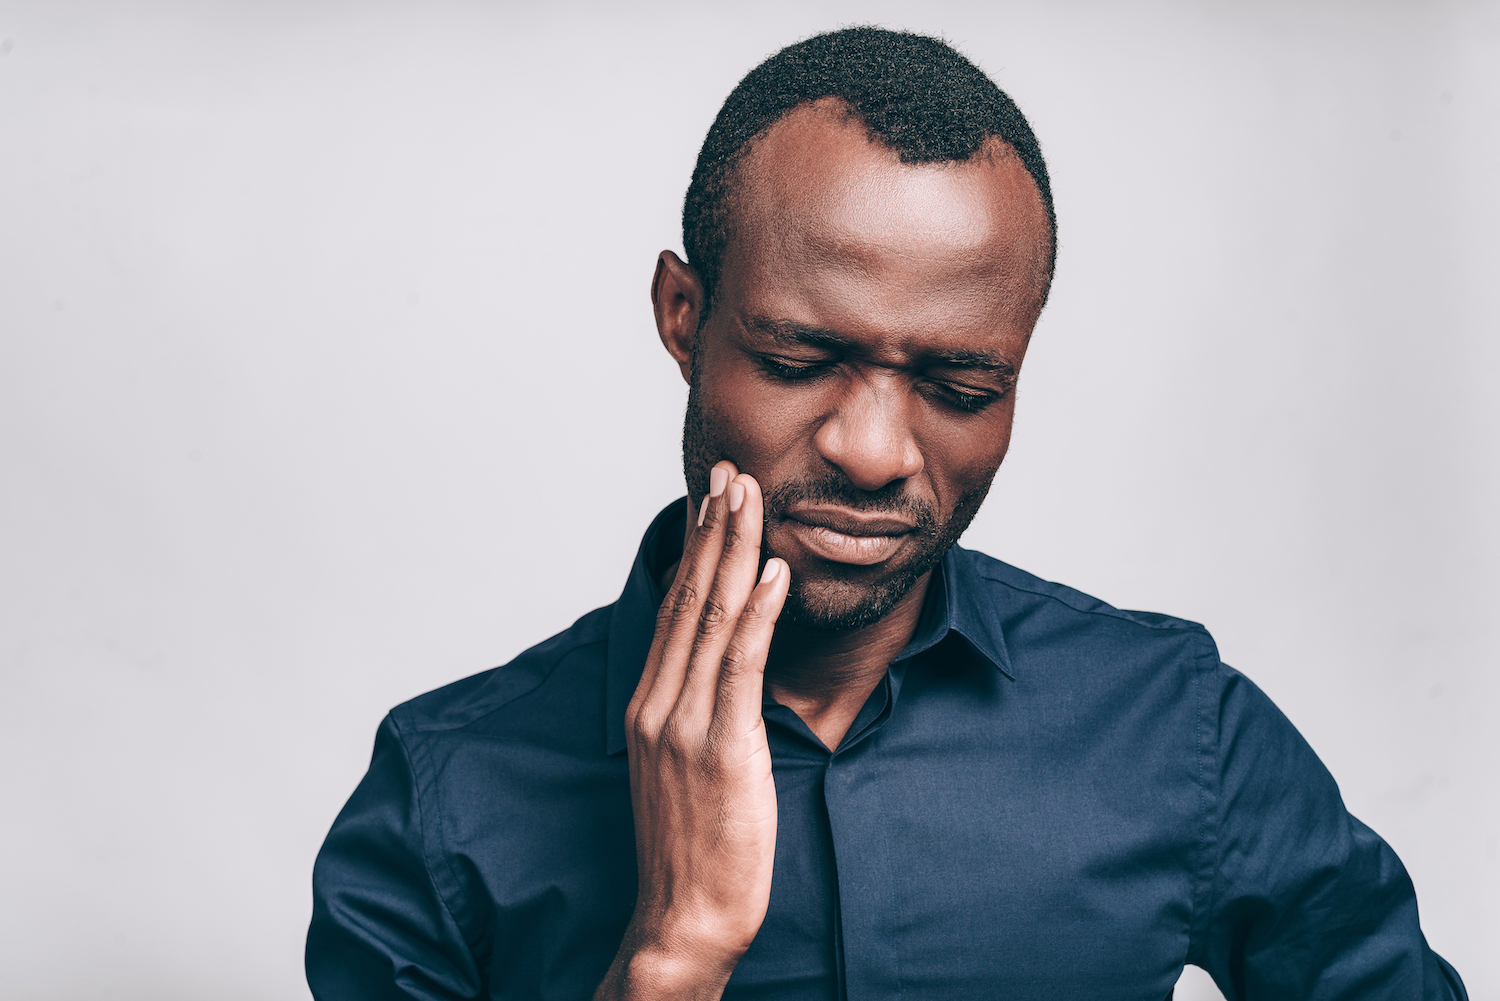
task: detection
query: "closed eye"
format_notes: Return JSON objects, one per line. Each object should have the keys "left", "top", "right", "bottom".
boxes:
{"left": 757, "top": 349, "right": 1007, "bottom": 413}
{"left": 758, "top": 355, "right": 834, "bottom": 380}
{"left": 923, "top": 380, "right": 1001, "bottom": 413}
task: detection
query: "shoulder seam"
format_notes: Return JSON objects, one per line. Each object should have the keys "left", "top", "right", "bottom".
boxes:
{"left": 1185, "top": 632, "right": 1222, "bottom": 967}
{"left": 974, "top": 568, "right": 1206, "bottom": 633}
{"left": 388, "top": 709, "right": 488, "bottom": 963}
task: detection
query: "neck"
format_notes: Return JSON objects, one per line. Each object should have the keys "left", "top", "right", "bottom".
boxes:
{"left": 764, "top": 572, "right": 931, "bottom": 750}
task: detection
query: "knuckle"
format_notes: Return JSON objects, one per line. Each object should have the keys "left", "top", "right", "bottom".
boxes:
{"left": 696, "top": 596, "right": 733, "bottom": 637}
{"left": 719, "top": 643, "right": 748, "bottom": 678}
{"left": 738, "top": 595, "right": 775, "bottom": 633}
{"left": 656, "top": 720, "right": 692, "bottom": 761}
{"left": 738, "top": 593, "right": 765, "bottom": 621}
{"left": 669, "top": 582, "right": 701, "bottom": 625}
{"left": 630, "top": 708, "right": 662, "bottom": 744}
{"left": 725, "top": 515, "right": 759, "bottom": 554}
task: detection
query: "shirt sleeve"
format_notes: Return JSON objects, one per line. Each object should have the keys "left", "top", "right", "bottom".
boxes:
{"left": 1190, "top": 661, "right": 1467, "bottom": 1000}
{"left": 306, "top": 713, "right": 483, "bottom": 1001}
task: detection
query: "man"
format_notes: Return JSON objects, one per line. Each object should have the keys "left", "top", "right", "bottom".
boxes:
{"left": 307, "top": 27, "right": 1466, "bottom": 1000}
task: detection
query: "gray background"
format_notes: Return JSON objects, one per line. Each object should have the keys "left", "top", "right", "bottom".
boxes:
{"left": 1, "top": 2, "right": 1495, "bottom": 999}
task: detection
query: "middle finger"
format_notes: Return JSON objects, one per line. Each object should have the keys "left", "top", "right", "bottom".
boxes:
{"left": 639, "top": 461, "right": 738, "bottom": 714}
{"left": 674, "top": 471, "right": 766, "bottom": 723}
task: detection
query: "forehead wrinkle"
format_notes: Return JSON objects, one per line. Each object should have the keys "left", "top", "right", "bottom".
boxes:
{"left": 794, "top": 235, "right": 1041, "bottom": 308}
{"left": 751, "top": 187, "right": 1047, "bottom": 319}
{"left": 745, "top": 231, "right": 1035, "bottom": 335}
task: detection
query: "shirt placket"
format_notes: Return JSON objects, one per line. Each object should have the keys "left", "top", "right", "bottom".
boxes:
{"left": 824, "top": 746, "right": 902, "bottom": 1000}
{"left": 823, "top": 669, "right": 905, "bottom": 1001}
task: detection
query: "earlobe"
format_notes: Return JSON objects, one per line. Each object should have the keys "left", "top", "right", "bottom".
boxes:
{"left": 651, "top": 251, "right": 703, "bottom": 383}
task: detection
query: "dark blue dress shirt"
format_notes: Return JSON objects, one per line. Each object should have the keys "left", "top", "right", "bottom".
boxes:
{"left": 308, "top": 500, "right": 1466, "bottom": 1000}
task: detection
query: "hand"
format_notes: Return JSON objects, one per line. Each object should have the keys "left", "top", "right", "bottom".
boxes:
{"left": 595, "top": 461, "right": 791, "bottom": 1000}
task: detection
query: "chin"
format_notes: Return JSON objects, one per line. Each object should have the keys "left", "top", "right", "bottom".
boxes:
{"left": 777, "top": 558, "right": 929, "bottom": 632}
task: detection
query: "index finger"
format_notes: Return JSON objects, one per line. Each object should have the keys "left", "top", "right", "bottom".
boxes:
{"left": 632, "top": 461, "right": 739, "bottom": 715}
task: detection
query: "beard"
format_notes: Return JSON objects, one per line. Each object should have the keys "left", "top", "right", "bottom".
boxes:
{"left": 682, "top": 359, "right": 992, "bottom": 632}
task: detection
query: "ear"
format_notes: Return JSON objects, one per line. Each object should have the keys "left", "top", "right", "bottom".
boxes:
{"left": 651, "top": 250, "right": 703, "bottom": 384}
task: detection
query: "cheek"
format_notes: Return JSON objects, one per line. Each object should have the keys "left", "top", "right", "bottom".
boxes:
{"left": 703, "top": 368, "right": 829, "bottom": 467}
{"left": 916, "top": 402, "right": 1016, "bottom": 503}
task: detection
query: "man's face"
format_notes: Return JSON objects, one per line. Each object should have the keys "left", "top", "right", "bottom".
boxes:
{"left": 666, "top": 101, "right": 1051, "bottom": 631}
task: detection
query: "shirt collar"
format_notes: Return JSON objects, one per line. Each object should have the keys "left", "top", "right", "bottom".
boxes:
{"left": 605, "top": 498, "right": 1014, "bottom": 756}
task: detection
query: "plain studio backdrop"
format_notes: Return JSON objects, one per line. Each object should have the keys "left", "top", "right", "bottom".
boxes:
{"left": 1, "top": 2, "right": 1496, "bottom": 999}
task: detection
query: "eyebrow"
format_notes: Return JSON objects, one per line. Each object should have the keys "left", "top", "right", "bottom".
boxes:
{"left": 747, "top": 317, "right": 853, "bottom": 351}
{"left": 745, "top": 317, "right": 1016, "bottom": 376}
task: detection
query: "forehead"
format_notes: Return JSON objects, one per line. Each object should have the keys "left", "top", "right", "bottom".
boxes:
{"left": 718, "top": 100, "right": 1052, "bottom": 351}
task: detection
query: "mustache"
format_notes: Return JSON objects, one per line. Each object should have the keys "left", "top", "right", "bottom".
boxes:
{"left": 761, "top": 473, "right": 938, "bottom": 533}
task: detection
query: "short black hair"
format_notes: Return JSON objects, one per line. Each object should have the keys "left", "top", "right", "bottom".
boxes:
{"left": 683, "top": 26, "right": 1057, "bottom": 315}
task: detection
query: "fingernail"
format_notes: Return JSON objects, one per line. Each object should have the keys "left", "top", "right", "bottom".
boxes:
{"left": 709, "top": 466, "right": 729, "bottom": 498}
{"left": 728, "top": 481, "right": 745, "bottom": 512}
{"left": 760, "top": 559, "right": 780, "bottom": 583}
{"left": 697, "top": 495, "right": 710, "bottom": 527}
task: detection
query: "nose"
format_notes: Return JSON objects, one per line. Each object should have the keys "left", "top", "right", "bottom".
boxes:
{"left": 812, "top": 371, "right": 924, "bottom": 492}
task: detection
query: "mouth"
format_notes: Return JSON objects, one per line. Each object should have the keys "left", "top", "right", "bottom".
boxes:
{"left": 781, "top": 506, "right": 916, "bottom": 566}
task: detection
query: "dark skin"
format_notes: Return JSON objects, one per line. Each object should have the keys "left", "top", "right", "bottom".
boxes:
{"left": 594, "top": 100, "right": 1052, "bottom": 1000}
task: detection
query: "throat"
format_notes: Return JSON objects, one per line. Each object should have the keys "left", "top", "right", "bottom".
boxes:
{"left": 765, "top": 670, "right": 884, "bottom": 752}
{"left": 764, "top": 571, "right": 931, "bottom": 750}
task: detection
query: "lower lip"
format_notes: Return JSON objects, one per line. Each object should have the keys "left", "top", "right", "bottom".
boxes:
{"left": 785, "top": 520, "right": 907, "bottom": 565}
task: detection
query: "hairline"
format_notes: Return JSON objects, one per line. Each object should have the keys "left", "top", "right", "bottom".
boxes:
{"left": 698, "top": 99, "right": 1055, "bottom": 326}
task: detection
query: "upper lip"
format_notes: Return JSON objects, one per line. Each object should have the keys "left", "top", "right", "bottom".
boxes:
{"left": 785, "top": 506, "right": 917, "bottom": 537}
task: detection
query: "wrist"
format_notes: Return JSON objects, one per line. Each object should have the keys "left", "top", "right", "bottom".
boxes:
{"left": 596, "top": 921, "right": 746, "bottom": 1001}
{"left": 627, "top": 943, "right": 737, "bottom": 999}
